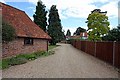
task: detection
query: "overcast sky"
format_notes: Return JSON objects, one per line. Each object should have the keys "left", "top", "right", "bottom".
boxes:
{"left": 1, "top": 0, "right": 119, "bottom": 35}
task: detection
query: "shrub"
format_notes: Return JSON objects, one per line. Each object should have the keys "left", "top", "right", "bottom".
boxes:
{"left": 2, "top": 59, "right": 10, "bottom": 69}
{"left": 15, "top": 54, "right": 26, "bottom": 58}
{"left": 8, "top": 57, "right": 27, "bottom": 66}
{"left": 16, "top": 54, "right": 37, "bottom": 60}
{"left": 34, "top": 51, "right": 43, "bottom": 57}
{"left": 2, "top": 21, "right": 16, "bottom": 42}
{"left": 1, "top": 51, "right": 55, "bottom": 69}
{"left": 24, "top": 54, "right": 37, "bottom": 60}
{"left": 49, "top": 51, "right": 55, "bottom": 55}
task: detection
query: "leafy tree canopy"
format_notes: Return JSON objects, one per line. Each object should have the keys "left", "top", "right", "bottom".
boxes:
{"left": 86, "top": 12, "right": 110, "bottom": 41}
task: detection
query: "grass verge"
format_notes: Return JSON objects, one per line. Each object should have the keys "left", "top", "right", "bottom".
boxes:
{"left": 1, "top": 50, "right": 55, "bottom": 69}
{"left": 48, "top": 45, "right": 59, "bottom": 50}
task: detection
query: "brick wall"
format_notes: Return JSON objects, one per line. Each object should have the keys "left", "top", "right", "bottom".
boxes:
{"left": 2, "top": 38, "right": 48, "bottom": 57}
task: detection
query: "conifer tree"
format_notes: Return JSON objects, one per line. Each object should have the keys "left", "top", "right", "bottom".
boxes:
{"left": 33, "top": 0, "right": 47, "bottom": 32}
{"left": 48, "top": 5, "right": 64, "bottom": 45}
{"left": 66, "top": 29, "right": 71, "bottom": 36}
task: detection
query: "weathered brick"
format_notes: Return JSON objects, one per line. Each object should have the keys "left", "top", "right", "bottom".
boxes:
{"left": 2, "top": 38, "right": 48, "bottom": 57}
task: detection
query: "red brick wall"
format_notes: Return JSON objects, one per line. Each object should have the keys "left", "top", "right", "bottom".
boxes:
{"left": 2, "top": 38, "right": 48, "bottom": 57}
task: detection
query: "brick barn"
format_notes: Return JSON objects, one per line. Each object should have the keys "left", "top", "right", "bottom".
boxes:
{"left": 1, "top": 3, "right": 51, "bottom": 57}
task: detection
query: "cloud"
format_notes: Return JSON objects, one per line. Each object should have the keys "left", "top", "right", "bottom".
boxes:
{"left": 28, "top": 0, "right": 119, "bottom": 19}
{"left": 3, "top": 0, "right": 28, "bottom": 2}
{"left": 1, "top": 0, "right": 6, "bottom": 3}
{"left": 2, "top": 0, "right": 119, "bottom": 19}
{"left": 27, "top": 6, "right": 34, "bottom": 9}
{"left": 30, "top": 16, "right": 33, "bottom": 21}
{"left": 100, "top": 1, "right": 118, "bottom": 18}
{"left": 63, "top": 27, "right": 78, "bottom": 35}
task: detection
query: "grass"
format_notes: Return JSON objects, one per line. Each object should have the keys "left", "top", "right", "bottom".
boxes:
{"left": 48, "top": 45, "right": 59, "bottom": 50}
{"left": 1, "top": 50, "right": 55, "bottom": 69}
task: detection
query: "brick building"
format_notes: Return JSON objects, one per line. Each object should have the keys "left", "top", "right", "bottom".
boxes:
{"left": 1, "top": 3, "right": 51, "bottom": 57}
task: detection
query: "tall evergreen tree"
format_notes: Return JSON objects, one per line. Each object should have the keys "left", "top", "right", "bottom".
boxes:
{"left": 33, "top": 0, "right": 47, "bottom": 32}
{"left": 48, "top": 5, "right": 64, "bottom": 45}
{"left": 66, "top": 29, "right": 71, "bottom": 36}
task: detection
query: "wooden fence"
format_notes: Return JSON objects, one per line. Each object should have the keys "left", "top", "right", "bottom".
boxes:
{"left": 71, "top": 40, "right": 120, "bottom": 68}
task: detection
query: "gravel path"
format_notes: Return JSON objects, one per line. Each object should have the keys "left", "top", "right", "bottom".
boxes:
{"left": 2, "top": 43, "right": 119, "bottom": 78}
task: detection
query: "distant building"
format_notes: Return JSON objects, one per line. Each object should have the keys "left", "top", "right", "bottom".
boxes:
{"left": 66, "top": 36, "right": 71, "bottom": 40}
{"left": 80, "top": 32, "right": 88, "bottom": 40}
{"left": 69, "top": 32, "right": 88, "bottom": 40}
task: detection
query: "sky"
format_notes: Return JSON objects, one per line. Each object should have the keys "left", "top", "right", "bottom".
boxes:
{"left": 1, "top": 0, "right": 120, "bottom": 35}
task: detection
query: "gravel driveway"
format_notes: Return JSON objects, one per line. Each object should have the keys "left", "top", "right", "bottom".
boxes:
{"left": 2, "top": 43, "right": 119, "bottom": 78}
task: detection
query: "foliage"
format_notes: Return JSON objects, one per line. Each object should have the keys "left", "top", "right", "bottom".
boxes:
{"left": 48, "top": 45, "right": 59, "bottom": 50}
{"left": 86, "top": 12, "right": 110, "bottom": 41}
{"left": 48, "top": 5, "right": 65, "bottom": 45}
{"left": 47, "top": 50, "right": 55, "bottom": 55}
{"left": 8, "top": 57, "right": 27, "bottom": 66}
{"left": 1, "top": 51, "right": 55, "bottom": 69}
{"left": 73, "top": 27, "right": 86, "bottom": 35}
{"left": 16, "top": 54, "right": 37, "bottom": 60}
{"left": 66, "top": 29, "right": 71, "bottom": 36}
{"left": 102, "top": 27, "right": 120, "bottom": 41}
{"left": 33, "top": 0, "right": 47, "bottom": 32}
{"left": 67, "top": 39, "right": 77, "bottom": 44}
{"left": 34, "top": 51, "right": 44, "bottom": 57}
{"left": 2, "top": 59, "right": 10, "bottom": 69}
{"left": 2, "top": 21, "right": 16, "bottom": 42}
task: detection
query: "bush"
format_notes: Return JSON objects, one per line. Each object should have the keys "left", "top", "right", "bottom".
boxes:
{"left": 8, "top": 57, "right": 27, "bottom": 66}
{"left": 2, "top": 21, "right": 16, "bottom": 42}
{"left": 34, "top": 51, "right": 44, "bottom": 57}
{"left": 2, "top": 59, "right": 10, "bottom": 69}
{"left": 1, "top": 51, "right": 55, "bottom": 69}
{"left": 16, "top": 54, "right": 37, "bottom": 60}
{"left": 48, "top": 51, "right": 55, "bottom": 55}
{"left": 23, "top": 54, "right": 36, "bottom": 60}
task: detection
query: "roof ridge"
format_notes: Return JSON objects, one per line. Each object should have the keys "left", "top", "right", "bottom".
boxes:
{"left": 2, "top": 2, "right": 51, "bottom": 39}
{"left": 0, "top": 2, "right": 25, "bottom": 13}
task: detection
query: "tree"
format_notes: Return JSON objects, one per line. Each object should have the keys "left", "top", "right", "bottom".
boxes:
{"left": 118, "top": 24, "right": 120, "bottom": 29}
{"left": 102, "top": 27, "right": 120, "bottom": 41}
{"left": 86, "top": 11, "right": 110, "bottom": 41}
{"left": 33, "top": 0, "right": 47, "bottom": 32}
{"left": 2, "top": 21, "right": 16, "bottom": 42}
{"left": 66, "top": 29, "right": 71, "bottom": 36}
{"left": 48, "top": 5, "right": 64, "bottom": 45}
{"left": 74, "top": 27, "right": 86, "bottom": 35}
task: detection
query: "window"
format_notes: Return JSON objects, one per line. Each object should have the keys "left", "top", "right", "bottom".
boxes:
{"left": 24, "top": 38, "right": 33, "bottom": 45}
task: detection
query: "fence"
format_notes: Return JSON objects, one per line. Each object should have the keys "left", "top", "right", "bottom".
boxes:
{"left": 71, "top": 40, "right": 120, "bottom": 69}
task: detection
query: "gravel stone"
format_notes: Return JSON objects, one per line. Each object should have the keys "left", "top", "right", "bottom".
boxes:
{"left": 2, "top": 43, "right": 119, "bottom": 78}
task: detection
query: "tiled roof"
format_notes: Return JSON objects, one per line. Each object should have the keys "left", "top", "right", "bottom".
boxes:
{"left": 70, "top": 35, "right": 81, "bottom": 39}
{"left": 1, "top": 2, "right": 51, "bottom": 39}
{"left": 70, "top": 32, "right": 88, "bottom": 39}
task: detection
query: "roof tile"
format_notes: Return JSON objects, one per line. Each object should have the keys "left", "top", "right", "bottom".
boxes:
{"left": 1, "top": 2, "right": 51, "bottom": 39}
